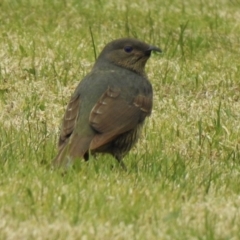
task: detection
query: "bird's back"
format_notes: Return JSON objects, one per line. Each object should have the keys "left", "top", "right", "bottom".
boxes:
{"left": 74, "top": 64, "right": 153, "bottom": 160}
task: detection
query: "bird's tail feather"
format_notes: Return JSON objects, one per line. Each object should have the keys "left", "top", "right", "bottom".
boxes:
{"left": 52, "top": 135, "right": 93, "bottom": 168}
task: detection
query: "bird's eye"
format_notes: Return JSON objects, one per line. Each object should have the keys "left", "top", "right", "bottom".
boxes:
{"left": 124, "top": 46, "right": 133, "bottom": 53}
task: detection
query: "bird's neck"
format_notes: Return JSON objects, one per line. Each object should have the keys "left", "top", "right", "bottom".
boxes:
{"left": 93, "top": 59, "right": 146, "bottom": 77}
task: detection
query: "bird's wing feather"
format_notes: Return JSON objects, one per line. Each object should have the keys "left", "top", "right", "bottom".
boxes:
{"left": 89, "top": 87, "right": 152, "bottom": 149}
{"left": 58, "top": 93, "right": 81, "bottom": 149}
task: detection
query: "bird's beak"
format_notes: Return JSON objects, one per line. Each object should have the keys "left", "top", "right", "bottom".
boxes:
{"left": 147, "top": 45, "right": 162, "bottom": 53}
{"left": 145, "top": 45, "right": 162, "bottom": 56}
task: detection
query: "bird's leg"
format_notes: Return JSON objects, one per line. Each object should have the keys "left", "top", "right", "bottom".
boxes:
{"left": 115, "top": 155, "right": 127, "bottom": 171}
{"left": 83, "top": 152, "right": 89, "bottom": 161}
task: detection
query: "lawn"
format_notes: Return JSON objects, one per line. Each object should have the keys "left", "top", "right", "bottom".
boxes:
{"left": 0, "top": 0, "right": 240, "bottom": 239}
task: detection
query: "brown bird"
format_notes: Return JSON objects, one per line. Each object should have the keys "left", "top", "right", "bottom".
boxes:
{"left": 53, "top": 38, "right": 161, "bottom": 169}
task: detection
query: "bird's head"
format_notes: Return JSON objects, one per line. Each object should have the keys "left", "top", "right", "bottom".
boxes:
{"left": 96, "top": 38, "right": 161, "bottom": 75}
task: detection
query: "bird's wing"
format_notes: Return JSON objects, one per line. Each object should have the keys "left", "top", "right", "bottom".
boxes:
{"left": 89, "top": 86, "right": 152, "bottom": 150}
{"left": 58, "top": 93, "right": 81, "bottom": 149}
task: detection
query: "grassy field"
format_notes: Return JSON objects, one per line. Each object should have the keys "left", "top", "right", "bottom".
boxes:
{"left": 1, "top": 0, "right": 240, "bottom": 239}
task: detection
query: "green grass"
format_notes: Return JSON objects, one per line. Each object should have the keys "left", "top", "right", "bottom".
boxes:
{"left": 1, "top": 0, "right": 240, "bottom": 239}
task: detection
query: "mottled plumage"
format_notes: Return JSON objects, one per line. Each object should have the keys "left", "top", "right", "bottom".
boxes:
{"left": 53, "top": 38, "right": 161, "bottom": 168}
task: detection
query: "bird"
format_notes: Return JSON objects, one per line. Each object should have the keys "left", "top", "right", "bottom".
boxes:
{"left": 53, "top": 38, "right": 161, "bottom": 169}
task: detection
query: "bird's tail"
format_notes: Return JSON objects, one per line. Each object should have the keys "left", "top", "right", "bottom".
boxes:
{"left": 52, "top": 134, "right": 93, "bottom": 168}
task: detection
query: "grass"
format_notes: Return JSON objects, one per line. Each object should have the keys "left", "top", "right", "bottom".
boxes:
{"left": 1, "top": 0, "right": 240, "bottom": 239}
